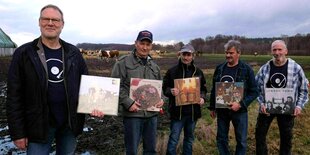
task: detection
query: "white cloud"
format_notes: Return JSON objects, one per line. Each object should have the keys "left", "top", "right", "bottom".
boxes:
{"left": 9, "top": 32, "right": 37, "bottom": 46}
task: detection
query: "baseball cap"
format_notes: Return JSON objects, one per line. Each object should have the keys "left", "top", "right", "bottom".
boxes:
{"left": 136, "top": 30, "right": 153, "bottom": 43}
{"left": 180, "top": 44, "right": 195, "bottom": 53}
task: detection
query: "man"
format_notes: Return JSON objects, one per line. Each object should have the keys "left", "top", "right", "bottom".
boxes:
{"left": 111, "top": 30, "right": 164, "bottom": 155}
{"left": 209, "top": 40, "right": 258, "bottom": 155}
{"left": 6, "top": 4, "right": 88, "bottom": 154}
{"left": 255, "top": 40, "right": 309, "bottom": 155}
{"left": 163, "top": 44, "right": 207, "bottom": 155}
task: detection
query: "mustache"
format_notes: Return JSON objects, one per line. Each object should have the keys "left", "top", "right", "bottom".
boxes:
{"left": 273, "top": 54, "right": 280, "bottom": 58}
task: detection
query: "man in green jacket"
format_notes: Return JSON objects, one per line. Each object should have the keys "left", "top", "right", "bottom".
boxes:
{"left": 111, "top": 30, "right": 164, "bottom": 155}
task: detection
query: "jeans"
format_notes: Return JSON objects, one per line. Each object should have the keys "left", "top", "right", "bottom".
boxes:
{"left": 123, "top": 116, "right": 157, "bottom": 155}
{"left": 255, "top": 114, "right": 295, "bottom": 155}
{"left": 166, "top": 115, "right": 197, "bottom": 155}
{"left": 216, "top": 110, "right": 248, "bottom": 155}
{"left": 27, "top": 126, "right": 77, "bottom": 155}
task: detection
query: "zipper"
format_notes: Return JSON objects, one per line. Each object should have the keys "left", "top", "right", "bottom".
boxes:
{"left": 143, "top": 64, "right": 146, "bottom": 116}
{"left": 180, "top": 64, "right": 198, "bottom": 120}
{"left": 179, "top": 106, "right": 182, "bottom": 120}
{"left": 63, "top": 48, "right": 72, "bottom": 129}
{"left": 191, "top": 65, "right": 196, "bottom": 121}
{"left": 192, "top": 104, "right": 194, "bottom": 121}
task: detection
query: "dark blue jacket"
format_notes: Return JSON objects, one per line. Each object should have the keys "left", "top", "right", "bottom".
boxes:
{"left": 209, "top": 60, "right": 258, "bottom": 112}
{"left": 6, "top": 37, "right": 88, "bottom": 142}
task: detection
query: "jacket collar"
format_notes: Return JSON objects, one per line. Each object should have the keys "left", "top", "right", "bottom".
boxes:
{"left": 177, "top": 58, "right": 195, "bottom": 70}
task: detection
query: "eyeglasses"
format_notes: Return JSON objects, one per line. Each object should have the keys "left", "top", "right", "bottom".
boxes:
{"left": 40, "top": 17, "right": 62, "bottom": 24}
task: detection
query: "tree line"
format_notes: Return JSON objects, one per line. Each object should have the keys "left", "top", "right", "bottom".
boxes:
{"left": 76, "top": 33, "right": 310, "bottom": 55}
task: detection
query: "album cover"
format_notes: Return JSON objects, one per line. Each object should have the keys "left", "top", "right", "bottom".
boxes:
{"left": 78, "top": 75, "right": 120, "bottom": 116}
{"left": 174, "top": 77, "right": 200, "bottom": 106}
{"left": 264, "top": 88, "right": 295, "bottom": 114}
{"left": 215, "top": 82, "right": 244, "bottom": 108}
{"left": 129, "top": 78, "right": 162, "bottom": 111}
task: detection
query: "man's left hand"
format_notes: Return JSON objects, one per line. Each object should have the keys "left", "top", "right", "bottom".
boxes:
{"left": 198, "top": 98, "right": 205, "bottom": 106}
{"left": 155, "top": 99, "right": 164, "bottom": 108}
{"left": 293, "top": 107, "right": 302, "bottom": 116}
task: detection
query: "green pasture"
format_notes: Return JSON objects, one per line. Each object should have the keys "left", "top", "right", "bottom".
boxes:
{"left": 204, "top": 53, "right": 310, "bottom": 66}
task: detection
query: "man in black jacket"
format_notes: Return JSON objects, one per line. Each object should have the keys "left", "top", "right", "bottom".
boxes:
{"left": 6, "top": 4, "right": 88, "bottom": 154}
{"left": 209, "top": 40, "right": 258, "bottom": 155}
{"left": 163, "top": 44, "right": 207, "bottom": 155}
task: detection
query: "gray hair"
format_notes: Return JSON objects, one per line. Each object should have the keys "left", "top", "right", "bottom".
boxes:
{"left": 224, "top": 40, "right": 241, "bottom": 53}
{"left": 40, "top": 4, "right": 64, "bottom": 21}
{"left": 271, "top": 40, "right": 287, "bottom": 50}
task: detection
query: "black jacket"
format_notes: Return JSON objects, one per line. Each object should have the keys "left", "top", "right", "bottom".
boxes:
{"left": 163, "top": 59, "right": 207, "bottom": 120}
{"left": 6, "top": 37, "right": 88, "bottom": 142}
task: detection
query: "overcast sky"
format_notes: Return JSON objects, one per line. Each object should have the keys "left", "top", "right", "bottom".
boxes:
{"left": 1, "top": 0, "right": 310, "bottom": 46}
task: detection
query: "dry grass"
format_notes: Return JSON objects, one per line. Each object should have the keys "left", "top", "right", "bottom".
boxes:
{"left": 150, "top": 103, "right": 310, "bottom": 155}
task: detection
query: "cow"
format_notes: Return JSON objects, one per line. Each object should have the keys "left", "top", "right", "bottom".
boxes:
{"left": 109, "top": 50, "right": 119, "bottom": 58}
{"left": 96, "top": 49, "right": 118, "bottom": 62}
{"left": 254, "top": 52, "right": 258, "bottom": 56}
{"left": 97, "top": 50, "right": 109, "bottom": 58}
{"left": 159, "top": 50, "right": 167, "bottom": 55}
{"left": 96, "top": 49, "right": 110, "bottom": 62}
{"left": 196, "top": 50, "right": 203, "bottom": 56}
{"left": 79, "top": 48, "right": 88, "bottom": 55}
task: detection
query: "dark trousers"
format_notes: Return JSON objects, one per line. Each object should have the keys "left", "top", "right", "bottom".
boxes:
{"left": 255, "top": 114, "right": 295, "bottom": 155}
{"left": 166, "top": 116, "right": 197, "bottom": 155}
{"left": 27, "top": 126, "right": 76, "bottom": 155}
{"left": 123, "top": 116, "right": 157, "bottom": 155}
{"left": 216, "top": 110, "right": 248, "bottom": 155}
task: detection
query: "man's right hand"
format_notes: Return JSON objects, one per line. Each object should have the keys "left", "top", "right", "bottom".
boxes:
{"left": 14, "top": 138, "right": 28, "bottom": 150}
{"left": 170, "top": 88, "right": 179, "bottom": 96}
{"left": 129, "top": 101, "right": 141, "bottom": 112}
{"left": 90, "top": 109, "right": 104, "bottom": 118}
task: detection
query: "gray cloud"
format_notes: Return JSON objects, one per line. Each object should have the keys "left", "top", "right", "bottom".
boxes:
{"left": 0, "top": 0, "right": 309, "bottom": 46}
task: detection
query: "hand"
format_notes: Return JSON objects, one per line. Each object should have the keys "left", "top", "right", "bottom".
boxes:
{"left": 155, "top": 99, "right": 164, "bottom": 108}
{"left": 293, "top": 107, "right": 302, "bottom": 116}
{"left": 90, "top": 109, "right": 104, "bottom": 118}
{"left": 198, "top": 98, "right": 205, "bottom": 106}
{"left": 14, "top": 138, "right": 28, "bottom": 150}
{"left": 129, "top": 101, "right": 141, "bottom": 112}
{"left": 210, "top": 110, "right": 216, "bottom": 119}
{"left": 171, "top": 88, "right": 179, "bottom": 96}
{"left": 260, "top": 104, "right": 270, "bottom": 116}
{"left": 228, "top": 102, "right": 241, "bottom": 112}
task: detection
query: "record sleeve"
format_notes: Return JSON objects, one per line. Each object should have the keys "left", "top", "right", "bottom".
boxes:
{"left": 78, "top": 75, "right": 120, "bottom": 116}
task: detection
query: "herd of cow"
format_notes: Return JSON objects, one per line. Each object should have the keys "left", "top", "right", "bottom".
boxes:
{"left": 79, "top": 48, "right": 202, "bottom": 60}
{"left": 79, "top": 48, "right": 120, "bottom": 60}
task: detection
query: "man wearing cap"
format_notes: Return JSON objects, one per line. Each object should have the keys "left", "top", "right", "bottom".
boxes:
{"left": 111, "top": 30, "right": 164, "bottom": 155}
{"left": 208, "top": 40, "right": 258, "bottom": 155}
{"left": 163, "top": 44, "right": 207, "bottom": 155}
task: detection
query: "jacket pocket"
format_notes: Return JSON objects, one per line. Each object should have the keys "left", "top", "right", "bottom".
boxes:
{"left": 149, "top": 66, "right": 160, "bottom": 79}
{"left": 125, "top": 63, "right": 141, "bottom": 82}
